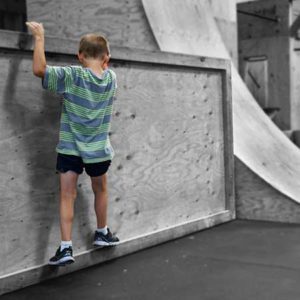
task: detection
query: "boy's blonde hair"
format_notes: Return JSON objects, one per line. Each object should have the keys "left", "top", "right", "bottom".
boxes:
{"left": 78, "top": 33, "right": 110, "bottom": 59}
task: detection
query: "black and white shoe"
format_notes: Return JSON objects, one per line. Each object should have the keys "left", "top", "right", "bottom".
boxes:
{"left": 93, "top": 227, "right": 120, "bottom": 247}
{"left": 48, "top": 246, "right": 75, "bottom": 266}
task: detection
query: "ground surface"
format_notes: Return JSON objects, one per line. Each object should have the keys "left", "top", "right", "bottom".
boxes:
{"left": 2, "top": 219, "right": 300, "bottom": 300}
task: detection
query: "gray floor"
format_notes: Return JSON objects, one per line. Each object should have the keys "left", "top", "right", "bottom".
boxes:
{"left": 2, "top": 219, "right": 300, "bottom": 300}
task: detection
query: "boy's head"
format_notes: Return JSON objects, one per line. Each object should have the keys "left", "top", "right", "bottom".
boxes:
{"left": 78, "top": 33, "right": 110, "bottom": 66}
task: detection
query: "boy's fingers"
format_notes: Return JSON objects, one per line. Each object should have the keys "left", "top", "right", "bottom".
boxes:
{"left": 26, "top": 23, "right": 37, "bottom": 29}
{"left": 25, "top": 21, "right": 44, "bottom": 38}
{"left": 26, "top": 21, "right": 42, "bottom": 28}
{"left": 33, "top": 22, "right": 43, "bottom": 28}
{"left": 25, "top": 22, "right": 33, "bottom": 28}
{"left": 26, "top": 25, "right": 35, "bottom": 31}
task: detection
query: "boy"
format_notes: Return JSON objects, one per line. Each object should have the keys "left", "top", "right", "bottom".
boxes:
{"left": 26, "top": 21, "right": 120, "bottom": 266}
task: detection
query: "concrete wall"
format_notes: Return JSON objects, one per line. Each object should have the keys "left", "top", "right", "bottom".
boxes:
{"left": 0, "top": 31, "right": 234, "bottom": 294}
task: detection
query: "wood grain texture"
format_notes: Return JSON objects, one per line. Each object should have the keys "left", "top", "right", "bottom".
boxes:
{"left": 142, "top": 0, "right": 300, "bottom": 206}
{"left": 107, "top": 63, "right": 226, "bottom": 238}
{"left": 27, "top": 0, "right": 238, "bottom": 67}
{"left": 26, "top": 0, "right": 158, "bottom": 51}
{"left": 0, "top": 49, "right": 231, "bottom": 281}
{"left": 235, "top": 157, "right": 300, "bottom": 223}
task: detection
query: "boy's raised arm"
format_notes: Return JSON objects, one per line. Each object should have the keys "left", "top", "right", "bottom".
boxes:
{"left": 26, "top": 21, "right": 46, "bottom": 78}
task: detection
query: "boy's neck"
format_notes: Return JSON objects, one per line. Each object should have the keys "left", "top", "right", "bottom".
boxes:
{"left": 82, "top": 60, "right": 104, "bottom": 76}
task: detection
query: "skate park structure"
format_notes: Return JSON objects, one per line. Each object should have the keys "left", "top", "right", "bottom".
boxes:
{"left": 145, "top": 0, "right": 300, "bottom": 222}
{"left": 0, "top": 2, "right": 234, "bottom": 294}
{"left": 1, "top": 0, "right": 300, "bottom": 295}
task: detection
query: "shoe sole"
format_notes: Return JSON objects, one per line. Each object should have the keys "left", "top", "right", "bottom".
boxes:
{"left": 48, "top": 256, "right": 75, "bottom": 266}
{"left": 93, "top": 241, "right": 120, "bottom": 247}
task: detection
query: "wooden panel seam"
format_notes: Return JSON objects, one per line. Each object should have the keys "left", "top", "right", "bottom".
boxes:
{"left": 222, "top": 66, "right": 235, "bottom": 217}
{"left": 0, "top": 29, "right": 230, "bottom": 71}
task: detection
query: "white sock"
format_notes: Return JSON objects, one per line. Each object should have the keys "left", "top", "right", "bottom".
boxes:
{"left": 60, "top": 240, "right": 72, "bottom": 251}
{"left": 96, "top": 225, "right": 108, "bottom": 235}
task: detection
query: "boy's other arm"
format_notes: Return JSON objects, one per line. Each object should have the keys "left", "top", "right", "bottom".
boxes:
{"left": 26, "top": 21, "right": 46, "bottom": 78}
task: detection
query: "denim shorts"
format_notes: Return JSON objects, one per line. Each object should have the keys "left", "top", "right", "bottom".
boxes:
{"left": 56, "top": 153, "right": 112, "bottom": 177}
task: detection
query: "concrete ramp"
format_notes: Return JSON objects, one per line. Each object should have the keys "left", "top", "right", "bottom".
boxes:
{"left": 142, "top": 0, "right": 300, "bottom": 204}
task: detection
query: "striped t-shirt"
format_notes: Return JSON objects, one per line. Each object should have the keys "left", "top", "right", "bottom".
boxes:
{"left": 42, "top": 65, "right": 117, "bottom": 163}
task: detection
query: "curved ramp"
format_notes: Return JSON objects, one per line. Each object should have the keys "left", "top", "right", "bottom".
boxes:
{"left": 142, "top": 0, "right": 300, "bottom": 203}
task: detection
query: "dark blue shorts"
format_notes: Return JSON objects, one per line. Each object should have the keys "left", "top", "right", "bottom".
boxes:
{"left": 56, "top": 153, "right": 112, "bottom": 177}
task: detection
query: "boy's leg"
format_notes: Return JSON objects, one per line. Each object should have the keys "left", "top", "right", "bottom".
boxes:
{"left": 86, "top": 160, "right": 119, "bottom": 246}
{"left": 90, "top": 173, "right": 108, "bottom": 228}
{"left": 59, "top": 170, "right": 79, "bottom": 241}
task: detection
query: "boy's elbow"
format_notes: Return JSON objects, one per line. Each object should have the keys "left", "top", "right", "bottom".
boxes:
{"left": 33, "top": 66, "right": 46, "bottom": 78}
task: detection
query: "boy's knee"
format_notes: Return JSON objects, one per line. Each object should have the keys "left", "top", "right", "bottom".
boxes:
{"left": 60, "top": 188, "right": 77, "bottom": 200}
{"left": 91, "top": 179, "right": 107, "bottom": 194}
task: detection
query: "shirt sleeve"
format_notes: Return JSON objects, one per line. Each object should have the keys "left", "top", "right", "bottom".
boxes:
{"left": 42, "top": 65, "right": 73, "bottom": 94}
{"left": 108, "top": 68, "right": 117, "bottom": 92}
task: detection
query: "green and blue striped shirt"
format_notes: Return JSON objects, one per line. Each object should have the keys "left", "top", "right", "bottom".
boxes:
{"left": 42, "top": 65, "right": 117, "bottom": 163}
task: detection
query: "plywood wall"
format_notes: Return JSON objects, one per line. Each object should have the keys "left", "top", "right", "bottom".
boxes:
{"left": 26, "top": 0, "right": 158, "bottom": 51}
{"left": 26, "top": 0, "right": 239, "bottom": 67}
{"left": 209, "top": 0, "right": 238, "bottom": 66}
{"left": 0, "top": 46, "right": 230, "bottom": 278}
{"left": 209, "top": 0, "right": 237, "bottom": 22}
{"left": 235, "top": 157, "right": 300, "bottom": 223}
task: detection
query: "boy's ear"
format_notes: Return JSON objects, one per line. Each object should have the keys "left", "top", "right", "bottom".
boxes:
{"left": 77, "top": 52, "right": 84, "bottom": 63}
{"left": 103, "top": 53, "right": 110, "bottom": 62}
{"left": 102, "top": 53, "right": 110, "bottom": 69}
